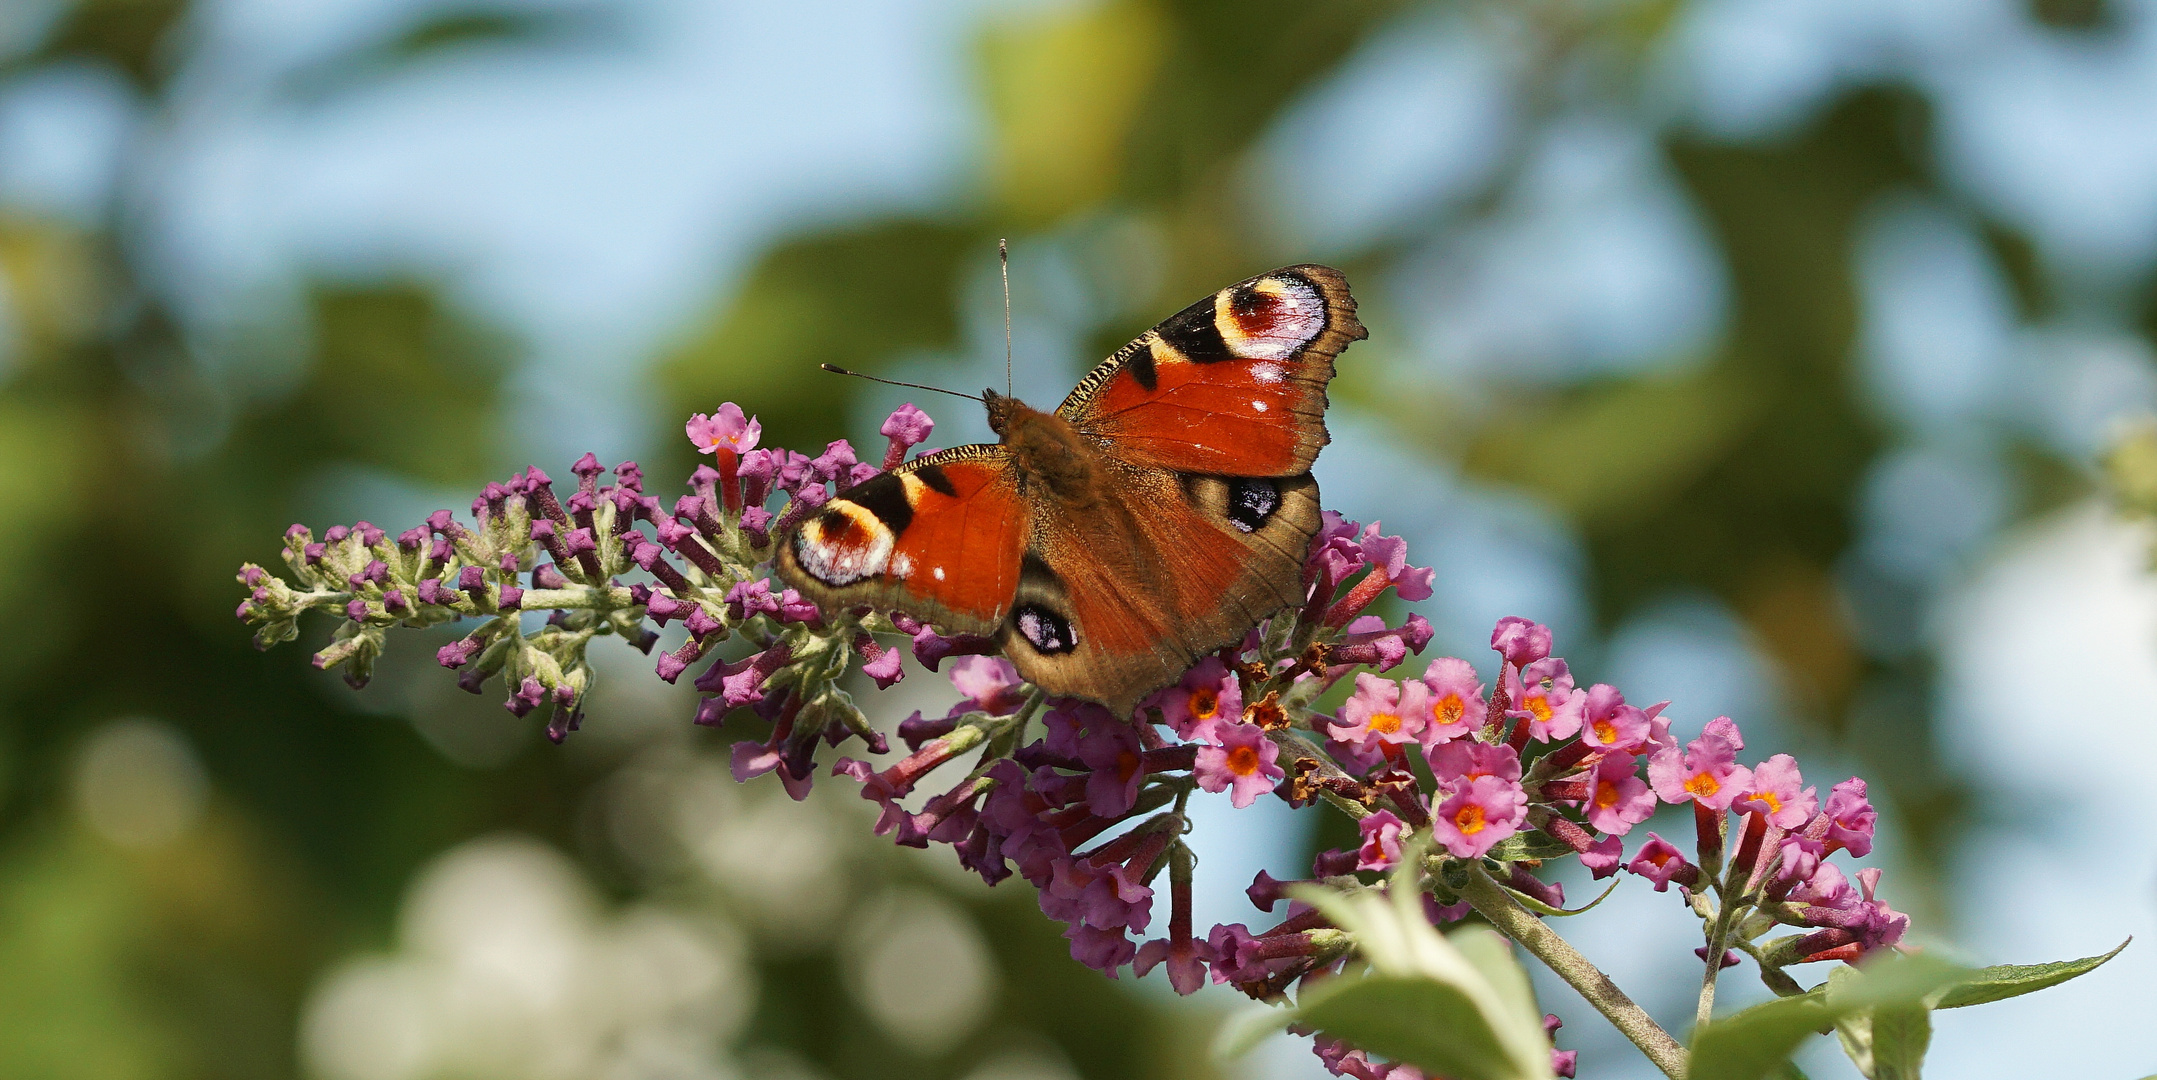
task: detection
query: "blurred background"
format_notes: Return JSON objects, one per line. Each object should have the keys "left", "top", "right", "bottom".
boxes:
{"left": 2, "top": 0, "right": 2154, "bottom": 1077}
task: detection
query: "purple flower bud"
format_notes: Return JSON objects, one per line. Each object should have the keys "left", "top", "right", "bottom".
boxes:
{"left": 809, "top": 440, "right": 859, "bottom": 486}
{"left": 631, "top": 541, "right": 691, "bottom": 592}
{"left": 285, "top": 524, "right": 310, "bottom": 541}
{"left": 684, "top": 606, "right": 721, "bottom": 638}
{"left": 736, "top": 450, "right": 776, "bottom": 506}
{"left": 505, "top": 676, "right": 546, "bottom": 717}
{"left": 303, "top": 543, "right": 326, "bottom": 565}
{"left": 879, "top": 403, "right": 935, "bottom": 469}
{"left": 739, "top": 505, "right": 773, "bottom": 541}
{"left": 457, "top": 565, "right": 486, "bottom": 595}
{"left": 398, "top": 526, "right": 428, "bottom": 549}
{"left": 417, "top": 579, "right": 450, "bottom": 606}
{"left": 572, "top": 452, "right": 604, "bottom": 485}
{"left": 614, "top": 460, "right": 643, "bottom": 492}
{"left": 856, "top": 634, "right": 905, "bottom": 689}
{"left": 531, "top": 563, "right": 568, "bottom": 589}
{"left": 344, "top": 598, "right": 370, "bottom": 621}
{"left": 645, "top": 593, "right": 692, "bottom": 623}
{"left": 897, "top": 711, "right": 958, "bottom": 751}
{"left": 437, "top": 636, "right": 484, "bottom": 668}
{"left": 355, "top": 521, "right": 386, "bottom": 546}
{"left": 325, "top": 525, "right": 350, "bottom": 544}
{"left": 382, "top": 589, "right": 408, "bottom": 613}
{"left": 235, "top": 599, "right": 254, "bottom": 620}
{"left": 428, "top": 538, "right": 453, "bottom": 565}
{"left": 1491, "top": 616, "right": 1553, "bottom": 669}
{"left": 497, "top": 585, "right": 523, "bottom": 610}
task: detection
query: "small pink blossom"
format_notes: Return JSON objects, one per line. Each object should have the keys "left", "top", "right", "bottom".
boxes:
{"left": 1490, "top": 616, "right": 1552, "bottom": 669}
{"left": 1077, "top": 720, "right": 1146, "bottom": 817}
{"left": 1626, "top": 832, "right": 1696, "bottom": 891}
{"left": 1504, "top": 658, "right": 1586, "bottom": 741}
{"left": 1581, "top": 834, "right": 1625, "bottom": 879}
{"left": 1144, "top": 657, "right": 1242, "bottom": 740}
{"left": 1583, "top": 752, "right": 1655, "bottom": 835}
{"left": 1418, "top": 657, "right": 1485, "bottom": 744}
{"left": 1735, "top": 754, "right": 1818, "bottom": 830}
{"left": 1356, "top": 809, "right": 1409, "bottom": 870}
{"left": 879, "top": 403, "right": 934, "bottom": 455}
{"left": 1581, "top": 683, "right": 1648, "bottom": 749}
{"left": 1430, "top": 775, "right": 1526, "bottom": 858}
{"left": 1332, "top": 673, "right": 1428, "bottom": 749}
{"left": 1647, "top": 719, "right": 1754, "bottom": 812}
{"left": 1134, "top": 936, "right": 1210, "bottom": 996}
{"left": 1426, "top": 738, "right": 1522, "bottom": 787}
{"left": 685, "top": 403, "right": 760, "bottom": 455}
{"left": 949, "top": 655, "right": 1026, "bottom": 714}
{"left": 1194, "top": 721, "right": 1283, "bottom": 808}
{"left": 1822, "top": 777, "right": 1877, "bottom": 857}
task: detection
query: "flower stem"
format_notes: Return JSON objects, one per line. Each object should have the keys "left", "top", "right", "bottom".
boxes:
{"left": 1459, "top": 866, "right": 1689, "bottom": 1080}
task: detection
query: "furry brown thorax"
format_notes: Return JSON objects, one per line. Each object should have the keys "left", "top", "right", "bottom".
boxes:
{"left": 983, "top": 389, "right": 1100, "bottom": 508}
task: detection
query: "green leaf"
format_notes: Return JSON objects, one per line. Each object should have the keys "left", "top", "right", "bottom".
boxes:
{"left": 1502, "top": 879, "right": 1620, "bottom": 918}
{"left": 1486, "top": 830, "right": 1578, "bottom": 863}
{"left": 1297, "top": 974, "right": 1522, "bottom": 1080}
{"left": 1216, "top": 861, "right": 1554, "bottom": 1080}
{"left": 1692, "top": 992, "right": 1835, "bottom": 1080}
{"left": 1929, "top": 939, "right": 2128, "bottom": 1010}
{"left": 1864, "top": 1003, "right": 1931, "bottom": 1080}
{"left": 1694, "top": 954, "right": 1968, "bottom": 1080}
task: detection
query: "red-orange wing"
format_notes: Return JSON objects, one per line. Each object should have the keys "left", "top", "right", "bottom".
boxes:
{"left": 1058, "top": 265, "right": 1365, "bottom": 477}
{"left": 775, "top": 446, "right": 1027, "bottom": 636}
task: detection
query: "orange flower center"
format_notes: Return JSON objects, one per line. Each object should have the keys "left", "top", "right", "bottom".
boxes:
{"left": 1594, "top": 779, "right": 1620, "bottom": 809}
{"left": 1453, "top": 803, "right": 1487, "bottom": 834}
{"left": 1646, "top": 848, "right": 1672, "bottom": 867}
{"left": 1526, "top": 696, "right": 1552, "bottom": 723}
{"left": 1368, "top": 711, "right": 1402, "bottom": 735}
{"left": 1685, "top": 772, "right": 1721, "bottom": 799}
{"left": 1758, "top": 791, "right": 1783, "bottom": 814}
{"left": 1226, "top": 745, "right": 1260, "bottom": 776}
{"left": 1592, "top": 718, "right": 1616, "bottom": 743}
{"left": 1435, "top": 694, "right": 1464, "bottom": 725}
{"left": 1189, "top": 685, "right": 1219, "bottom": 720}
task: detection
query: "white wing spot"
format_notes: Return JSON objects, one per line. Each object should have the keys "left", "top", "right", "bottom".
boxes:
{"left": 891, "top": 552, "right": 913, "bottom": 578}
{"left": 1250, "top": 361, "right": 1286, "bottom": 384}
{"left": 1251, "top": 400, "right": 1268, "bottom": 412}
{"left": 933, "top": 566, "right": 946, "bottom": 581}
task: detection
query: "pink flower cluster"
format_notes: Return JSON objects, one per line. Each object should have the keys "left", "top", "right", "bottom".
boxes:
{"left": 245, "top": 399, "right": 1911, "bottom": 1080}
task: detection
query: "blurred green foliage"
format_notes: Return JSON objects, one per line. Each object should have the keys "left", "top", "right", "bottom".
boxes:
{"left": 0, "top": 0, "right": 2115, "bottom": 1076}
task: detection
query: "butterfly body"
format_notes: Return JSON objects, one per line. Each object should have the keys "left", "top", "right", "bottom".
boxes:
{"left": 777, "top": 265, "right": 1366, "bottom": 715}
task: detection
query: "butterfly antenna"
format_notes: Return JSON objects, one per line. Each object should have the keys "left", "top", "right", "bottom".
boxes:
{"left": 819, "top": 364, "right": 985, "bottom": 404}
{"left": 1000, "top": 238, "right": 1013, "bottom": 397}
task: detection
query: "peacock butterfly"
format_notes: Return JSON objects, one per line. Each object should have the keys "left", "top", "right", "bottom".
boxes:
{"left": 776, "top": 265, "right": 1366, "bottom": 716}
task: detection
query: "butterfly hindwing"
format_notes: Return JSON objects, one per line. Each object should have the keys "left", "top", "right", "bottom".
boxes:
{"left": 1058, "top": 265, "right": 1365, "bottom": 477}
{"left": 1000, "top": 466, "right": 1323, "bottom": 715}
{"left": 778, "top": 447, "right": 1026, "bottom": 636}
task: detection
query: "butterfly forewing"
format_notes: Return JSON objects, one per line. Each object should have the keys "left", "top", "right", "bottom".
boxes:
{"left": 778, "top": 447, "right": 1027, "bottom": 636}
{"left": 1058, "top": 265, "right": 1365, "bottom": 477}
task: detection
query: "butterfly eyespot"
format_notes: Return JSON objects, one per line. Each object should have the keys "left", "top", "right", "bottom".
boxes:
{"left": 1225, "top": 477, "right": 1280, "bottom": 533}
{"left": 1014, "top": 604, "right": 1077, "bottom": 654}
{"left": 792, "top": 502, "right": 894, "bottom": 586}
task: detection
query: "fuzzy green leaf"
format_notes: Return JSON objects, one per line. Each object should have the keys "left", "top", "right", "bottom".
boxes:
{"left": 1929, "top": 939, "right": 2127, "bottom": 1010}
{"left": 1218, "top": 858, "right": 1554, "bottom": 1080}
